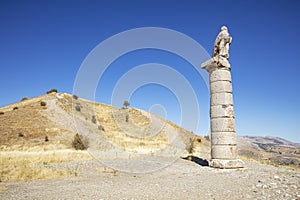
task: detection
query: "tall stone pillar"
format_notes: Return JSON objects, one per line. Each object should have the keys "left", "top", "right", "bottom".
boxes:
{"left": 201, "top": 26, "right": 243, "bottom": 169}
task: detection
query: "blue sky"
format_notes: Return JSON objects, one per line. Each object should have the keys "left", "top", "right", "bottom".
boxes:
{"left": 0, "top": 0, "right": 299, "bottom": 142}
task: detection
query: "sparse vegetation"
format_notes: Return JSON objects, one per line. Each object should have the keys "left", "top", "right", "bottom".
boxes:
{"left": 45, "top": 136, "right": 49, "bottom": 142}
{"left": 0, "top": 150, "right": 92, "bottom": 182}
{"left": 204, "top": 135, "right": 210, "bottom": 141}
{"left": 123, "top": 100, "right": 130, "bottom": 108}
{"left": 40, "top": 101, "right": 47, "bottom": 106}
{"left": 186, "top": 138, "right": 195, "bottom": 154}
{"left": 13, "top": 106, "right": 18, "bottom": 110}
{"left": 98, "top": 124, "right": 105, "bottom": 131}
{"left": 125, "top": 114, "right": 129, "bottom": 122}
{"left": 72, "top": 133, "right": 88, "bottom": 150}
{"left": 72, "top": 94, "right": 78, "bottom": 100}
{"left": 92, "top": 115, "right": 97, "bottom": 124}
{"left": 75, "top": 105, "right": 81, "bottom": 112}
{"left": 0, "top": 111, "right": 4, "bottom": 115}
{"left": 46, "top": 89, "right": 58, "bottom": 94}
{"left": 21, "top": 97, "right": 29, "bottom": 101}
{"left": 18, "top": 132, "right": 25, "bottom": 137}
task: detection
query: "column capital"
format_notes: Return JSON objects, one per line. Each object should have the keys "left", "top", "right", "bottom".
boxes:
{"left": 201, "top": 58, "right": 218, "bottom": 73}
{"left": 201, "top": 58, "right": 231, "bottom": 73}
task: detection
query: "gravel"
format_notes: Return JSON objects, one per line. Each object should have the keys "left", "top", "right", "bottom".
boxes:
{"left": 1, "top": 158, "right": 299, "bottom": 200}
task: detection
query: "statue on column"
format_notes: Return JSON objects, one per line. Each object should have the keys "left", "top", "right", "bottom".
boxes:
{"left": 212, "top": 26, "right": 232, "bottom": 68}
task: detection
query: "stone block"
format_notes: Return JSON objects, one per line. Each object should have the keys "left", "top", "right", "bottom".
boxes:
{"left": 211, "top": 132, "right": 237, "bottom": 145}
{"left": 210, "top": 105, "right": 234, "bottom": 118}
{"left": 211, "top": 118, "right": 235, "bottom": 132}
{"left": 210, "top": 159, "right": 244, "bottom": 169}
{"left": 211, "top": 144, "right": 237, "bottom": 159}
{"left": 211, "top": 93, "right": 233, "bottom": 106}
{"left": 210, "top": 69, "right": 231, "bottom": 82}
{"left": 210, "top": 80, "right": 232, "bottom": 93}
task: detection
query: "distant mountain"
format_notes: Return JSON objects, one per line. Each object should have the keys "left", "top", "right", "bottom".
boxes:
{"left": 240, "top": 135, "right": 300, "bottom": 147}
{"left": 238, "top": 136, "right": 300, "bottom": 168}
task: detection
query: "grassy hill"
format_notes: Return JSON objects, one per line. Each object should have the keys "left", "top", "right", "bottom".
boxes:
{"left": 0, "top": 91, "right": 207, "bottom": 181}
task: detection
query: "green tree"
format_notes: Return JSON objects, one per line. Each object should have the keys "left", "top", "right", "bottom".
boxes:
{"left": 123, "top": 100, "right": 130, "bottom": 108}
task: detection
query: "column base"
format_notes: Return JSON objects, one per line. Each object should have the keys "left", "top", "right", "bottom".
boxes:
{"left": 210, "top": 159, "right": 244, "bottom": 169}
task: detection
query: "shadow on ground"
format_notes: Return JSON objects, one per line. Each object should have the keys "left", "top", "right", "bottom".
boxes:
{"left": 182, "top": 156, "right": 209, "bottom": 167}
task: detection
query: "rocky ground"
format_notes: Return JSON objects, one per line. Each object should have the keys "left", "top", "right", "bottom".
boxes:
{"left": 0, "top": 158, "right": 299, "bottom": 200}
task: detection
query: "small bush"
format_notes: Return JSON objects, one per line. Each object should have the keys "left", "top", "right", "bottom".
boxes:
{"left": 91, "top": 115, "right": 97, "bottom": 124}
{"left": 204, "top": 135, "right": 210, "bottom": 141}
{"left": 18, "top": 132, "right": 24, "bottom": 137}
{"left": 45, "top": 136, "right": 49, "bottom": 142}
{"left": 186, "top": 138, "right": 195, "bottom": 154}
{"left": 125, "top": 114, "right": 129, "bottom": 122}
{"left": 40, "top": 101, "right": 47, "bottom": 106}
{"left": 46, "top": 89, "right": 58, "bottom": 94}
{"left": 13, "top": 107, "right": 18, "bottom": 110}
{"left": 21, "top": 97, "right": 29, "bottom": 101}
{"left": 98, "top": 125, "right": 105, "bottom": 131}
{"left": 0, "top": 111, "right": 4, "bottom": 115}
{"left": 72, "top": 94, "right": 78, "bottom": 100}
{"left": 72, "top": 133, "right": 87, "bottom": 150}
{"left": 75, "top": 105, "right": 81, "bottom": 112}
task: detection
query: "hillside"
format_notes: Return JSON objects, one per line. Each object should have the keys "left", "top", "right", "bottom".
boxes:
{"left": 0, "top": 91, "right": 208, "bottom": 180}
{"left": 238, "top": 136, "right": 300, "bottom": 168}
{"left": 0, "top": 92, "right": 202, "bottom": 151}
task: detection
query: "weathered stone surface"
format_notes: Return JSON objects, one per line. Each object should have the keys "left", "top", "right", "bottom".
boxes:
{"left": 210, "top": 159, "right": 244, "bottom": 169}
{"left": 210, "top": 105, "right": 234, "bottom": 118}
{"left": 211, "top": 145, "right": 237, "bottom": 159}
{"left": 200, "top": 26, "right": 243, "bottom": 169}
{"left": 201, "top": 58, "right": 216, "bottom": 72}
{"left": 212, "top": 26, "right": 232, "bottom": 68}
{"left": 211, "top": 118, "right": 235, "bottom": 132}
{"left": 211, "top": 93, "right": 233, "bottom": 106}
{"left": 210, "top": 80, "right": 232, "bottom": 94}
{"left": 211, "top": 132, "right": 237, "bottom": 145}
{"left": 210, "top": 69, "right": 231, "bottom": 82}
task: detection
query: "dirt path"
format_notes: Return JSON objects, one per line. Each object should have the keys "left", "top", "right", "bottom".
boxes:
{"left": 1, "top": 159, "right": 299, "bottom": 200}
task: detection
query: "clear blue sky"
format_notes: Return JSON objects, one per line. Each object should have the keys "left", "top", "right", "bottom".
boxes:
{"left": 0, "top": 0, "right": 299, "bottom": 142}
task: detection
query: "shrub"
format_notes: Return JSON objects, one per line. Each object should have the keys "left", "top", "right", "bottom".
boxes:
{"left": 91, "top": 115, "right": 97, "bottom": 124}
{"left": 186, "top": 138, "right": 195, "bottom": 154}
{"left": 98, "top": 124, "right": 105, "bottom": 131}
{"left": 75, "top": 105, "right": 81, "bottom": 112}
{"left": 13, "top": 107, "right": 18, "bottom": 110}
{"left": 46, "top": 89, "right": 58, "bottom": 94}
{"left": 40, "top": 101, "right": 47, "bottom": 106}
{"left": 125, "top": 114, "right": 129, "bottom": 122}
{"left": 204, "top": 135, "right": 210, "bottom": 141}
{"left": 0, "top": 111, "right": 4, "bottom": 115}
{"left": 21, "top": 97, "right": 29, "bottom": 101}
{"left": 45, "top": 136, "right": 49, "bottom": 142}
{"left": 72, "top": 94, "right": 78, "bottom": 100}
{"left": 123, "top": 100, "right": 130, "bottom": 108}
{"left": 72, "top": 133, "right": 87, "bottom": 150}
{"left": 18, "top": 132, "right": 24, "bottom": 137}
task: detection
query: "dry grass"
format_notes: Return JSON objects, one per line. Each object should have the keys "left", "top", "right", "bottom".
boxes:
{"left": 0, "top": 150, "right": 93, "bottom": 182}
{"left": 0, "top": 92, "right": 207, "bottom": 182}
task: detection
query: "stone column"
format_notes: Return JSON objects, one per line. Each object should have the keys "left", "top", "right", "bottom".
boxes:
{"left": 201, "top": 58, "right": 244, "bottom": 169}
